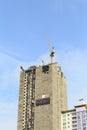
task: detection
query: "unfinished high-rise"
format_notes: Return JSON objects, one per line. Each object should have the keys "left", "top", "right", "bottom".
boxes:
{"left": 17, "top": 44, "right": 67, "bottom": 130}
{"left": 17, "top": 61, "right": 67, "bottom": 130}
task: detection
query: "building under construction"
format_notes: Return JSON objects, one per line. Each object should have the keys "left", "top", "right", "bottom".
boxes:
{"left": 17, "top": 49, "right": 67, "bottom": 130}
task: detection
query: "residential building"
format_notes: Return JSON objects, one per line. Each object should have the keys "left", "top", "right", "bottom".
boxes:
{"left": 61, "top": 99, "right": 87, "bottom": 130}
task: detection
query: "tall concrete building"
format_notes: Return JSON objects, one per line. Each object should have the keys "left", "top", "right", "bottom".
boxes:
{"left": 17, "top": 62, "right": 67, "bottom": 130}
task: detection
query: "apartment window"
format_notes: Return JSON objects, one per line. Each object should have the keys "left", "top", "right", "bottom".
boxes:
{"left": 77, "top": 124, "right": 81, "bottom": 128}
{"left": 83, "top": 119, "right": 86, "bottom": 122}
{"left": 72, "top": 125, "right": 77, "bottom": 127}
{"left": 42, "top": 65, "right": 49, "bottom": 74}
{"left": 72, "top": 112, "right": 76, "bottom": 116}
{"left": 77, "top": 120, "right": 81, "bottom": 123}
{"left": 83, "top": 127, "right": 86, "bottom": 130}
{"left": 83, "top": 123, "right": 86, "bottom": 127}
{"left": 82, "top": 115, "right": 85, "bottom": 118}
{"left": 77, "top": 112, "right": 80, "bottom": 116}
{"left": 63, "top": 123, "right": 66, "bottom": 125}
{"left": 63, "top": 126, "right": 66, "bottom": 129}
{"left": 63, "top": 115, "right": 66, "bottom": 118}
{"left": 63, "top": 119, "right": 66, "bottom": 122}
{"left": 82, "top": 111, "right": 85, "bottom": 114}
{"left": 72, "top": 121, "right": 77, "bottom": 123}
{"left": 72, "top": 117, "right": 76, "bottom": 119}
{"left": 77, "top": 116, "right": 80, "bottom": 119}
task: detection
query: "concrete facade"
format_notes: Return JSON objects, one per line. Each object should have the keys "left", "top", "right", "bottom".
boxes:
{"left": 17, "top": 62, "right": 67, "bottom": 130}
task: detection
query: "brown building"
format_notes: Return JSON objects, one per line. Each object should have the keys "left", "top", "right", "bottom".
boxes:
{"left": 17, "top": 62, "right": 67, "bottom": 130}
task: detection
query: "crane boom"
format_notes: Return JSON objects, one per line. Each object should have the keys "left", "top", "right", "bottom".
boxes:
{"left": 46, "top": 35, "right": 51, "bottom": 51}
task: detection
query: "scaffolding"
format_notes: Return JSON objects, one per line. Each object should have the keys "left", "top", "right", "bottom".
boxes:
{"left": 22, "top": 67, "right": 36, "bottom": 130}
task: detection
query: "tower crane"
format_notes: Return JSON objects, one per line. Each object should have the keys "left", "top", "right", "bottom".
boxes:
{"left": 46, "top": 36, "right": 55, "bottom": 63}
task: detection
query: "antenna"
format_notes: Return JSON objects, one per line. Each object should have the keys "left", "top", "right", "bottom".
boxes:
{"left": 46, "top": 35, "right": 55, "bottom": 63}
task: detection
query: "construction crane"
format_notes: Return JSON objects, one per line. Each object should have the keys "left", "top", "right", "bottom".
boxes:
{"left": 46, "top": 36, "right": 55, "bottom": 63}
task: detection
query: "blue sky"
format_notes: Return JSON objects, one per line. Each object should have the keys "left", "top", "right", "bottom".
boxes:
{"left": 0, "top": 0, "right": 87, "bottom": 130}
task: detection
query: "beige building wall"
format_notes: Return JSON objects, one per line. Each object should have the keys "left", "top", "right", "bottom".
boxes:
{"left": 52, "top": 63, "right": 67, "bottom": 130}
{"left": 34, "top": 64, "right": 53, "bottom": 130}
{"left": 34, "top": 63, "right": 67, "bottom": 130}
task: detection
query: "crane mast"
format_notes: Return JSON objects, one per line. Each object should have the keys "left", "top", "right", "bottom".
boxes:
{"left": 46, "top": 36, "right": 55, "bottom": 63}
